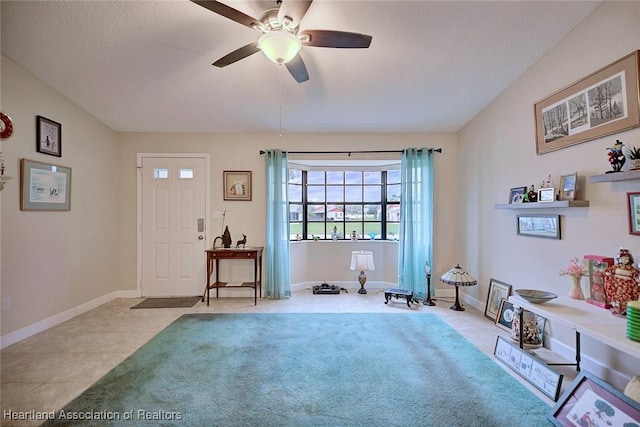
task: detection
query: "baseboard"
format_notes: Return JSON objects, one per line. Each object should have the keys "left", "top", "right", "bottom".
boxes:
{"left": 0, "top": 291, "right": 120, "bottom": 349}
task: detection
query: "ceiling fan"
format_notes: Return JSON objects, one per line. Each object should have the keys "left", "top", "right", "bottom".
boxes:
{"left": 191, "top": 0, "right": 372, "bottom": 83}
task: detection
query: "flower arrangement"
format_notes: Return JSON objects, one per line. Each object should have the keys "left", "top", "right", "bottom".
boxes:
{"left": 559, "top": 257, "right": 587, "bottom": 279}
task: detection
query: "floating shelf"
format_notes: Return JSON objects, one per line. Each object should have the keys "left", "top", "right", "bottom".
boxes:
{"left": 589, "top": 169, "right": 640, "bottom": 183}
{"left": 495, "top": 200, "right": 589, "bottom": 210}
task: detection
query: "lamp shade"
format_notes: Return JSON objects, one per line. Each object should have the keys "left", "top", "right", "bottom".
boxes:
{"left": 350, "top": 250, "right": 375, "bottom": 272}
{"left": 258, "top": 31, "right": 301, "bottom": 64}
{"left": 440, "top": 264, "right": 477, "bottom": 287}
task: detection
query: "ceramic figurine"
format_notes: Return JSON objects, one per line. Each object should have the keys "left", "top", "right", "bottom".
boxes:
{"left": 606, "top": 139, "right": 626, "bottom": 173}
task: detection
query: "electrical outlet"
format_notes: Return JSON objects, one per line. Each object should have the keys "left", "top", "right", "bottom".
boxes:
{"left": 2, "top": 297, "right": 10, "bottom": 311}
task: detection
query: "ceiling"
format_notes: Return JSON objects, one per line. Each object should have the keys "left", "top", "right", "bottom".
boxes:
{"left": 1, "top": 1, "right": 601, "bottom": 134}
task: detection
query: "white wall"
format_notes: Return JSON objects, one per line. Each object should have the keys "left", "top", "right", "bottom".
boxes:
{"left": 1, "top": 55, "right": 119, "bottom": 336}
{"left": 458, "top": 1, "right": 640, "bottom": 387}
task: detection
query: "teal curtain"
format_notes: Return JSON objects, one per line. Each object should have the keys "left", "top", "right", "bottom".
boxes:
{"left": 398, "top": 148, "right": 434, "bottom": 298}
{"left": 264, "top": 149, "right": 291, "bottom": 299}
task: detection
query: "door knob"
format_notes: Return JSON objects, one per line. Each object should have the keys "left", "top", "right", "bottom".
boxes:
{"left": 198, "top": 235, "right": 204, "bottom": 240}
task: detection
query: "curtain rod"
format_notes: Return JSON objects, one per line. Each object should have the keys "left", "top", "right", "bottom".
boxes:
{"left": 259, "top": 148, "right": 442, "bottom": 155}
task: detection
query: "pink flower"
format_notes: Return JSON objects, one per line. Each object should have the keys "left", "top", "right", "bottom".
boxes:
{"left": 559, "top": 257, "right": 587, "bottom": 278}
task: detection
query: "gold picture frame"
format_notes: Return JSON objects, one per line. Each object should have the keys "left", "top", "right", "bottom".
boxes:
{"left": 223, "top": 170, "right": 252, "bottom": 201}
{"left": 535, "top": 50, "right": 640, "bottom": 155}
{"left": 559, "top": 173, "right": 577, "bottom": 201}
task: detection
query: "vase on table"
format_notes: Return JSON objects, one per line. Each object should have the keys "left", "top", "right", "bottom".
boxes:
{"left": 569, "top": 276, "right": 585, "bottom": 300}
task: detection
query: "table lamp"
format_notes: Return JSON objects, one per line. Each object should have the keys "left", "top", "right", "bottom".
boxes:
{"left": 440, "top": 264, "right": 477, "bottom": 311}
{"left": 350, "top": 250, "right": 375, "bottom": 294}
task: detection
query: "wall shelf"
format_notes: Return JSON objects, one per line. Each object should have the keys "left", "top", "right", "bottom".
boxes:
{"left": 495, "top": 200, "right": 589, "bottom": 210}
{"left": 589, "top": 169, "right": 640, "bottom": 183}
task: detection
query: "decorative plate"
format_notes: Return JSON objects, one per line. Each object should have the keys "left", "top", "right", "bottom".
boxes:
{"left": 0, "top": 112, "right": 14, "bottom": 140}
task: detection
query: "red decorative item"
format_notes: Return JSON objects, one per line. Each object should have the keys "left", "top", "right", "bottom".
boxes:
{"left": 603, "top": 249, "right": 639, "bottom": 313}
{"left": 584, "top": 255, "right": 615, "bottom": 308}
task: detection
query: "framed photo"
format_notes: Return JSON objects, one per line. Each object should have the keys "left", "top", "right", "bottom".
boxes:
{"left": 36, "top": 115, "right": 62, "bottom": 157}
{"left": 484, "top": 278, "right": 512, "bottom": 322}
{"left": 548, "top": 370, "right": 640, "bottom": 425}
{"left": 559, "top": 173, "right": 577, "bottom": 201}
{"left": 223, "top": 170, "right": 252, "bottom": 201}
{"left": 509, "top": 186, "right": 526, "bottom": 204}
{"left": 627, "top": 192, "right": 640, "bottom": 235}
{"left": 517, "top": 214, "right": 561, "bottom": 240}
{"left": 20, "top": 159, "right": 71, "bottom": 211}
{"left": 535, "top": 50, "right": 640, "bottom": 155}
{"left": 495, "top": 298, "right": 515, "bottom": 332}
{"left": 538, "top": 187, "right": 555, "bottom": 202}
{"left": 495, "top": 336, "right": 563, "bottom": 401}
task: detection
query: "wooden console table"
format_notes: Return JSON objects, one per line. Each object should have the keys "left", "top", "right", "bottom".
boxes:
{"left": 202, "top": 247, "right": 263, "bottom": 306}
{"left": 509, "top": 295, "right": 640, "bottom": 371}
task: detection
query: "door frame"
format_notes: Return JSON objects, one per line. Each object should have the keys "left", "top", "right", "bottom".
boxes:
{"left": 136, "top": 153, "right": 210, "bottom": 297}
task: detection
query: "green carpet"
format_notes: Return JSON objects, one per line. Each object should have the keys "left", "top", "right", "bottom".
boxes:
{"left": 43, "top": 313, "right": 550, "bottom": 426}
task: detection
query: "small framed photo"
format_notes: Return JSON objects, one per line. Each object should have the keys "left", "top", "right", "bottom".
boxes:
{"left": 223, "top": 170, "right": 252, "bottom": 201}
{"left": 36, "top": 115, "right": 62, "bottom": 157}
{"left": 20, "top": 159, "right": 71, "bottom": 211}
{"left": 509, "top": 186, "right": 526, "bottom": 204}
{"left": 548, "top": 370, "right": 640, "bottom": 425}
{"left": 559, "top": 173, "right": 577, "bottom": 201}
{"left": 495, "top": 298, "right": 515, "bottom": 332}
{"left": 538, "top": 187, "right": 555, "bottom": 202}
{"left": 484, "top": 278, "right": 512, "bottom": 322}
{"left": 517, "top": 214, "right": 561, "bottom": 240}
{"left": 627, "top": 192, "right": 640, "bottom": 235}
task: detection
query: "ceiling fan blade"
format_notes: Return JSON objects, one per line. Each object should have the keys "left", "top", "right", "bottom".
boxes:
{"left": 285, "top": 54, "right": 309, "bottom": 83}
{"left": 191, "top": 1, "right": 262, "bottom": 30}
{"left": 212, "top": 43, "right": 260, "bottom": 67}
{"left": 278, "top": 0, "right": 313, "bottom": 29}
{"left": 300, "top": 30, "right": 372, "bottom": 48}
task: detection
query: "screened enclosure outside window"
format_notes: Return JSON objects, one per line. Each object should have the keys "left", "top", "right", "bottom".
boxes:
{"left": 288, "top": 169, "right": 400, "bottom": 240}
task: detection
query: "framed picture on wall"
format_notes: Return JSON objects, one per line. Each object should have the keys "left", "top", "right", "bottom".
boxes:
{"left": 627, "top": 192, "right": 640, "bottom": 235}
{"left": 36, "top": 115, "right": 62, "bottom": 157}
{"left": 20, "top": 158, "right": 71, "bottom": 211}
{"left": 223, "top": 170, "right": 252, "bottom": 201}
{"left": 534, "top": 50, "right": 640, "bottom": 155}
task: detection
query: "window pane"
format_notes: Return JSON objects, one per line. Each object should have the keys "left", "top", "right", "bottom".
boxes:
{"left": 364, "top": 223, "right": 381, "bottom": 239}
{"left": 326, "top": 171, "right": 343, "bottom": 184}
{"left": 289, "top": 204, "right": 303, "bottom": 221}
{"left": 289, "top": 169, "right": 302, "bottom": 184}
{"left": 326, "top": 186, "right": 344, "bottom": 202}
{"left": 345, "top": 205, "right": 363, "bottom": 221}
{"left": 307, "top": 205, "right": 325, "bottom": 221}
{"left": 289, "top": 184, "right": 302, "bottom": 202}
{"left": 327, "top": 204, "right": 344, "bottom": 222}
{"left": 179, "top": 168, "right": 194, "bottom": 179}
{"left": 345, "top": 186, "right": 362, "bottom": 202}
{"left": 345, "top": 171, "right": 362, "bottom": 184}
{"left": 364, "top": 186, "right": 381, "bottom": 202}
{"left": 330, "top": 223, "right": 344, "bottom": 239}
{"left": 307, "top": 186, "right": 325, "bottom": 202}
{"left": 154, "top": 168, "right": 169, "bottom": 179}
{"left": 387, "top": 184, "right": 401, "bottom": 202}
{"left": 307, "top": 222, "right": 325, "bottom": 240}
{"left": 386, "top": 205, "right": 400, "bottom": 222}
{"left": 364, "top": 171, "right": 381, "bottom": 184}
{"left": 364, "top": 204, "right": 379, "bottom": 220}
{"left": 348, "top": 224, "right": 363, "bottom": 239}
{"left": 290, "top": 223, "right": 302, "bottom": 240}
{"left": 387, "top": 169, "right": 401, "bottom": 184}
{"left": 308, "top": 171, "right": 325, "bottom": 184}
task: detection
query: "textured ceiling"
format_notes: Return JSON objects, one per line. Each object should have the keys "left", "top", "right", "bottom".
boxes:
{"left": 1, "top": 0, "right": 601, "bottom": 134}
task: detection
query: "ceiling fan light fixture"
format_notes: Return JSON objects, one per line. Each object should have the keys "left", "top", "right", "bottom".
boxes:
{"left": 258, "top": 31, "right": 301, "bottom": 64}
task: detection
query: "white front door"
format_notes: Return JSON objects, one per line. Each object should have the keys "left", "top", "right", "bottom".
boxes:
{"left": 139, "top": 155, "right": 208, "bottom": 297}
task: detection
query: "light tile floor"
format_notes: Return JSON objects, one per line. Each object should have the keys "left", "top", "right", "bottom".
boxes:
{"left": 1, "top": 287, "right": 573, "bottom": 426}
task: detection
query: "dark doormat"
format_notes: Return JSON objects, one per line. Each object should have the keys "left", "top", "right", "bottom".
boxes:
{"left": 131, "top": 296, "right": 200, "bottom": 309}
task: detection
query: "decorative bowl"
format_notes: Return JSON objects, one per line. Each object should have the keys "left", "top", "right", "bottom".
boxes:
{"left": 514, "top": 289, "right": 558, "bottom": 304}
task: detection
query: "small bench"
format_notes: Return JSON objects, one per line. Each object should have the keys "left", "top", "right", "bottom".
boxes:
{"left": 384, "top": 288, "right": 414, "bottom": 308}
